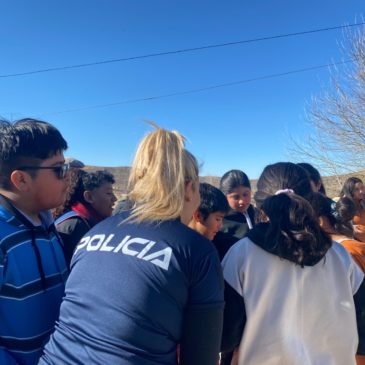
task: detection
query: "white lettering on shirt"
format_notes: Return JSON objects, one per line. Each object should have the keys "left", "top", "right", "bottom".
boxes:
{"left": 75, "top": 234, "right": 172, "bottom": 270}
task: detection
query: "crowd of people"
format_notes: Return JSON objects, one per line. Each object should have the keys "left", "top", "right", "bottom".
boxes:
{"left": 1, "top": 118, "right": 365, "bottom": 365}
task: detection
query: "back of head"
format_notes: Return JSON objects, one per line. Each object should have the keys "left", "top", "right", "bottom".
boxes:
{"left": 255, "top": 162, "right": 331, "bottom": 267}
{"left": 297, "top": 162, "right": 326, "bottom": 195}
{"left": 128, "top": 124, "right": 199, "bottom": 223}
{"left": 334, "top": 197, "right": 355, "bottom": 237}
{"left": 53, "top": 169, "right": 88, "bottom": 218}
{"left": 255, "top": 162, "right": 311, "bottom": 208}
{"left": 297, "top": 163, "right": 321, "bottom": 184}
{"left": 0, "top": 118, "right": 68, "bottom": 190}
{"left": 306, "top": 192, "right": 333, "bottom": 223}
{"left": 340, "top": 177, "right": 363, "bottom": 200}
{"left": 198, "top": 183, "right": 229, "bottom": 220}
{"left": 307, "top": 193, "right": 355, "bottom": 237}
{"left": 220, "top": 169, "right": 251, "bottom": 195}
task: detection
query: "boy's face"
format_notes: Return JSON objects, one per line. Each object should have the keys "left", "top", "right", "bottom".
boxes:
{"left": 28, "top": 151, "right": 69, "bottom": 212}
{"left": 85, "top": 182, "right": 117, "bottom": 219}
{"left": 197, "top": 211, "right": 225, "bottom": 241}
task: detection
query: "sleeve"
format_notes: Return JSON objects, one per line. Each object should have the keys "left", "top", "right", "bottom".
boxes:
{"left": 220, "top": 242, "right": 247, "bottom": 352}
{"left": 180, "top": 248, "right": 224, "bottom": 365}
{"left": 0, "top": 349, "right": 18, "bottom": 364}
{"left": 354, "top": 279, "right": 365, "bottom": 355}
{"left": 350, "top": 256, "right": 365, "bottom": 295}
{"left": 56, "top": 218, "right": 90, "bottom": 267}
{"left": 220, "top": 280, "right": 246, "bottom": 352}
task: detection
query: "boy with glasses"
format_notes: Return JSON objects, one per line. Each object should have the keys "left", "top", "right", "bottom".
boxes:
{"left": 0, "top": 118, "right": 69, "bottom": 365}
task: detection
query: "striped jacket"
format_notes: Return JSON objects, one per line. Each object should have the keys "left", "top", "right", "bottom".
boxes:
{"left": 0, "top": 195, "right": 68, "bottom": 365}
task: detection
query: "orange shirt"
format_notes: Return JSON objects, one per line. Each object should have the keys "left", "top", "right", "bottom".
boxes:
{"left": 334, "top": 236, "right": 365, "bottom": 273}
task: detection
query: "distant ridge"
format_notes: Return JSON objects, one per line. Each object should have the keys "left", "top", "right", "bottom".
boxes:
{"left": 83, "top": 165, "right": 365, "bottom": 200}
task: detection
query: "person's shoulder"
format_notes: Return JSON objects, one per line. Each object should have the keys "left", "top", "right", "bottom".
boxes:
{"left": 56, "top": 214, "right": 89, "bottom": 233}
{"left": 329, "top": 241, "right": 355, "bottom": 266}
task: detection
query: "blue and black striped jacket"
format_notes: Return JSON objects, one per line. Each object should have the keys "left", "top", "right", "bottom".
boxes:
{"left": 0, "top": 195, "right": 68, "bottom": 365}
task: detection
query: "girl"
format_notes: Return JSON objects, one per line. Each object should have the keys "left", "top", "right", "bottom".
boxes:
{"left": 213, "top": 170, "right": 255, "bottom": 261}
{"left": 221, "top": 162, "right": 365, "bottom": 365}
{"left": 340, "top": 177, "right": 365, "bottom": 242}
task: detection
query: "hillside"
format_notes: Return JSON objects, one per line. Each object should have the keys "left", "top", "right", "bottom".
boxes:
{"left": 84, "top": 166, "right": 365, "bottom": 201}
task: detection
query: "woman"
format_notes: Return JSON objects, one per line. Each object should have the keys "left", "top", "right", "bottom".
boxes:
{"left": 39, "top": 125, "right": 224, "bottom": 365}
{"left": 340, "top": 177, "right": 365, "bottom": 242}
{"left": 221, "top": 162, "right": 365, "bottom": 365}
{"left": 54, "top": 169, "right": 117, "bottom": 267}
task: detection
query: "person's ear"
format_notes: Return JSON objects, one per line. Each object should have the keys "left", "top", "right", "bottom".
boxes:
{"left": 83, "top": 190, "right": 94, "bottom": 204}
{"left": 259, "top": 209, "right": 270, "bottom": 223}
{"left": 192, "top": 210, "right": 203, "bottom": 223}
{"left": 184, "top": 180, "right": 193, "bottom": 203}
{"left": 10, "top": 170, "right": 32, "bottom": 192}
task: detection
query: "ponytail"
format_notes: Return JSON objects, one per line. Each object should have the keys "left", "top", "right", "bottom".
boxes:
{"left": 260, "top": 192, "right": 331, "bottom": 267}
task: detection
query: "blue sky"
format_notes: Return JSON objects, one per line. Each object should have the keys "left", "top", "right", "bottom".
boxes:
{"left": 1, "top": 1, "right": 364, "bottom": 178}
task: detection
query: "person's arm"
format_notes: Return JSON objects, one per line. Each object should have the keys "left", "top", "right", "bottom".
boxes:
{"left": 353, "top": 225, "right": 365, "bottom": 243}
{"left": 56, "top": 217, "right": 90, "bottom": 268}
{"left": 180, "top": 243, "right": 224, "bottom": 365}
{"left": 180, "top": 305, "right": 223, "bottom": 365}
{"left": 354, "top": 279, "right": 365, "bottom": 356}
{"left": 356, "top": 354, "right": 365, "bottom": 365}
{"left": 220, "top": 280, "right": 246, "bottom": 352}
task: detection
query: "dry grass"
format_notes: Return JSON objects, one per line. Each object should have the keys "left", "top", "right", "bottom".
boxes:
{"left": 84, "top": 166, "right": 365, "bottom": 201}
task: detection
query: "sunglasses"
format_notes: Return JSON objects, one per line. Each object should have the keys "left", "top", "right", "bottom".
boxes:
{"left": 18, "top": 163, "right": 70, "bottom": 179}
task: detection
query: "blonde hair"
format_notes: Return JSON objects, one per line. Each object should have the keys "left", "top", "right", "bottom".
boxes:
{"left": 127, "top": 124, "right": 199, "bottom": 223}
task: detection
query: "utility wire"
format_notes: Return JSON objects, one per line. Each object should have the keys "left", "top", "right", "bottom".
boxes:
{"left": 1, "top": 22, "right": 363, "bottom": 79}
{"left": 41, "top": 59, "right": 352, "bottom": 116}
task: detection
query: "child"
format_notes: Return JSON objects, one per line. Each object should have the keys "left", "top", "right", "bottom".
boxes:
{"left": 222, "top": 162, "right": 365, "bottom": 365}
{"left": 54, "top": 169, "right": 117, "bottom": 268}
{"left": 189, "top": 182, "right": 229, "bottom": 241}
{"left": 0, "top": 118, "right": 69, "bottom": 365}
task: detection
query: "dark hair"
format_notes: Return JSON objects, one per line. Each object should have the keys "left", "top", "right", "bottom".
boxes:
{"left": 0, "top": 118, "right": 68, "bottom": 189}
{"left": 255, "top": 162, "right": 331, "bottom": 267}
{"left": 53, "top": 170, "right": 115, "bottom": 218}
{"left": 297, "top": 162, "right": 326, "bottom": 195}
{"left": 198, "top": 183, "right": 229, "bottom": 220}
{"left": 220, "top": 169, "right": 251, "bottom": 195}
{"left": 307, "top": 193, "right": 355, "bottom": 237}
{"left": 83, "top": 170, "right": 115, "bottom": 191}
{"left": 254, "top": 162, "right": 312, "bottom": 208}
{"left": 340, "top": 177, "right": 364, "bottom": 201}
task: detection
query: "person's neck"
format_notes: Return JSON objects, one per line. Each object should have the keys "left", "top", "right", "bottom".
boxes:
{"left": 331, "top": 233, "right": 351, "bottom": 241}
{"left": 0, "top": 190, "right": 41, "bottom": 225}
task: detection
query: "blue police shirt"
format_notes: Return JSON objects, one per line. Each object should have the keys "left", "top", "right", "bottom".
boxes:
{"left": 39, "top": 214, "right": 224, "bottom": 365}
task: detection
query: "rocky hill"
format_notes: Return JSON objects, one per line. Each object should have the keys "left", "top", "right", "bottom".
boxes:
{"left": 84, "top": 165, "right": 365, "bottom": 201}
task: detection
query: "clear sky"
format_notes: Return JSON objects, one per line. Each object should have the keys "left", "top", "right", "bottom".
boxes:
{"left": 1, "top": 1, "right": 364, "bottom": 178}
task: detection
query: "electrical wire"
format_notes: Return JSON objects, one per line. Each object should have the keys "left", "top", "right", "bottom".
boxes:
{"left": 40, "top": 59, "right": 352, "bottom": 116}
{"left": 0, "top": 22, "right": 363, "bottom": 79}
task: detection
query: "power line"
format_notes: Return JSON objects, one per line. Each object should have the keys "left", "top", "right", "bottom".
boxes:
{"left": 41, "top": 59, "right": 352, "bottom": 116}
{"left": 1, "top": 22, "right": 363, "bottom": 79}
